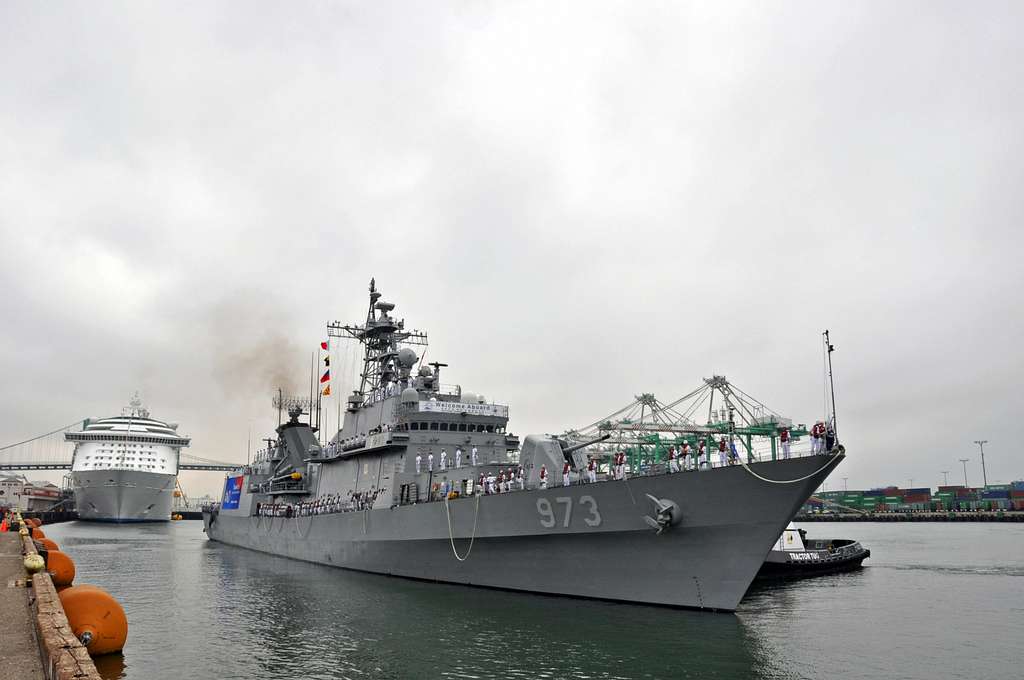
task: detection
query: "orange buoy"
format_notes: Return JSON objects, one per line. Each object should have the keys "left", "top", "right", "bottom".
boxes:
{"left": 58, "top": 585, "right": 128, "bottom": 656}
{"left": 46, "top": 550, "right": 76, "bottom": 587}
{"left": 39, "top": 538, "right": 59, "bottom": 551}
{"left": 30, "top": 527, "right": 46, "bottom": 540}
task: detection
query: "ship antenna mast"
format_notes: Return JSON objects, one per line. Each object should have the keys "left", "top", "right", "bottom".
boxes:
{"left": 326, "top": 277, "right": 429, "bottom": 409}
{"left": 824, "top": 330, "right": 838, "bottom": 441}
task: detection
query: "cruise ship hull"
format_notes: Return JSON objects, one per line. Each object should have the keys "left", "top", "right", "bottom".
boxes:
{"left": 204, "top": 454, "right": 842, "bottom": 611}
{"left": 73, "top": 470, "right": 176, "bottom": 522}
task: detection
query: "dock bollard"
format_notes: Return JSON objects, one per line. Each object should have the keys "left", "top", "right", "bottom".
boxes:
{"left": 24, "top": 553, "right": 46, "bottom": 574}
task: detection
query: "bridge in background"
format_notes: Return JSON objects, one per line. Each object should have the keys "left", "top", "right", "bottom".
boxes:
{"left": 0, "top": 420, "right": 239, "bottom": 473}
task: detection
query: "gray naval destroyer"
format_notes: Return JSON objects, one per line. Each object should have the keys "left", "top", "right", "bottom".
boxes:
{"left": 204, "top": 280, "right": 844, "bottom": 611}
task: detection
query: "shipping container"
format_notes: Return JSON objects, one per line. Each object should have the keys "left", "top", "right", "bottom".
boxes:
{"left": 1012, "top": 481, "right": 1024, "bottom": 491}
{"left": 982, "top": 491, "right": 1010, "bottom": 499}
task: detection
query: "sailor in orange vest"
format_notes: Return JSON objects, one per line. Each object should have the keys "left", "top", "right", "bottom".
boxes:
{"left": 780, "top": 427, "right": 791, "bottom": 459}
{"left": 811, "top": 421, "right": 825, "bottom": 454}
{"left": 668, "top": 446, "right": 679, "bottom": 473}
{"left": 586, "top": 457, "right": 597, "bottom": 483}
{"left": 718, "top": 437, "right": 728, "bottom": 467}
{"left": 539, "top": 464, "right": 548, "bottom": 489}
{"left": 680, "top": 442, "right": 692, "bottom": 470}
{"left": 562, "top": 461, "right": 571, "bottom": 487}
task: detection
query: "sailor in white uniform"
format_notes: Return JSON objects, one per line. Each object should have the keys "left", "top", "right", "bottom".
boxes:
{"left": 440, "top": 449, "right": 448, "bottom": 470}
{"left": 562, "top": 462, "right": 571, "bottom": 487}
{"left": 470, "top": 446, "right": 479, "bottom": 466}
{"left": 415, "top": 453, "right": 422, "bottom": 474}
{"left": 455, "top": 447, "right": 463, "bottom": 468}
{"left": 427, "top": 452, "right": 434, "bottom": 472}
{"left": 587, "top": 457, "right": 597, "bottom": 483}
{"left": 539, "top": 465, "right": 548, "bottom": 489}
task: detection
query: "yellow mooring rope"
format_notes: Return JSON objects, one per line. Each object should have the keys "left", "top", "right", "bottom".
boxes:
{"left": 444, "top": 492, "right": 481, "bottom": 562}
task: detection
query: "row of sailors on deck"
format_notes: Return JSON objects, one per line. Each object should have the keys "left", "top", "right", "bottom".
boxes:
{"left": 478, "top": 467, "right": 526, "bottom": 494}
{"left": 659, "top": 439, "right": 741, "bottom": 472}
{"left": 415, "top": 447, "right": 480, "bottom": 473}
{"left": 255, "top": 488, "right": 384, "bottom": 517}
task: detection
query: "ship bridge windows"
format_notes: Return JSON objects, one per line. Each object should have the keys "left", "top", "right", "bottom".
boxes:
{"left": 439, "top": 423, "right": 449, "bottom": 431}
{"left": 429, "top": 422, "right": 438, "bottom": 431}
{"left": 457, "top": 424, "right": 467, "bottom": 432}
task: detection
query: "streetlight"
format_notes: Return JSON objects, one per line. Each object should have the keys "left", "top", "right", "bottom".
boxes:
{"left": 973, "top": 440, "right": 989, "bottom": 488}
{"left": 959, "top": 458, "right": 970, "bottom": 487}
{"left": 842, "top": 477, "right": 848, "bottom": 492}
{"left": 909, "top": 478, "right": 914, "bottom": 488}
{"left": 941, "top": 470, "right": 950, "bottom": 486}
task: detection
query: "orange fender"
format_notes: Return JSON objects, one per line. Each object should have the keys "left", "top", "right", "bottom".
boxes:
{"left": 46, "top": 550, "right": 76, "bottom": 587}
{"left": 58, "top": 585, "right": 128, "bottom": 656}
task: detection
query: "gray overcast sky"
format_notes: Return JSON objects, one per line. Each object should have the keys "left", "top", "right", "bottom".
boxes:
{"left": 1, "top": 1, "right": 1021, "bottom": 497}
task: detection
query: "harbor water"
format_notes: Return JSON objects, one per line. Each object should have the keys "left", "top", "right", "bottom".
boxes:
{"left": 44, "top": 521, "right": 1022, "bottom": 680}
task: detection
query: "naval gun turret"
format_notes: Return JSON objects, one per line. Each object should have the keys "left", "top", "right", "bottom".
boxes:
{"left": 520, "top": 433, "right": 611, "bottom": 485}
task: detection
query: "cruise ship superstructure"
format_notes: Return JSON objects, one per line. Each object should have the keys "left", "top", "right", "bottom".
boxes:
{"left": 67, "top": 396, "right": 190, "bottom": 522}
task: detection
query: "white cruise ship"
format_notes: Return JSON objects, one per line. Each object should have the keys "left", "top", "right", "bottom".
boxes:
{"left": 66, "top": 395, "right": 190, "bottom": 522}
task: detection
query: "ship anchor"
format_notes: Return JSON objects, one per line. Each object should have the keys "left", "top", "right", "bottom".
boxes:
{"left": 643, "top": 494, "right": 681, "bottom": 534}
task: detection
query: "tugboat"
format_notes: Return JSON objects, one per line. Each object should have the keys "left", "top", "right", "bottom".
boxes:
{"left": 756, "top": 523, "right": 870, "bottom": 579}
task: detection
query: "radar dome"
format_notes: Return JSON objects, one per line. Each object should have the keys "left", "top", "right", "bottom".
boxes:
{"left": 418, "top": 366, "right": 432, "bottom": 377}
{"left": 476, "top": 395, "right": 486, "bottom": 404}
{"left": 461, "top": 392, "right": 477, "bottom": 404}
{"left": 397, "top": 348, "right": 418, "bottom": 368}
{"left": 401, "top": 387, "right": 420, "bottom": 404}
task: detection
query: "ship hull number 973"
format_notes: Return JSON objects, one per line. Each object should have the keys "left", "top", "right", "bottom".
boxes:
{"left": 537, "top": 495, "right": 601, "bottom": 528}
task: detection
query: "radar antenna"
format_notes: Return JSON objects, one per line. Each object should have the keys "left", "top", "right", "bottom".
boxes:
{"left": 327, "top": 278, "right": 428, "bottom": 408}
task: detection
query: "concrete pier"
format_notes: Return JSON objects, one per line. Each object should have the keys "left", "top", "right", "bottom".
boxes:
{"left": 0, "top": 532, "right": 44, "bottom": 680}
{"left": 0, "top": 524, "right": 101, "bottom": 680}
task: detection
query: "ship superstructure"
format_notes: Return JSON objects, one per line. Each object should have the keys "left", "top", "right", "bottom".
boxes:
{"left": 67, "top": 395, "right": 190, "bottom": 522}
{"left": 204, "top": 280, "right": 844, "bottom": 611}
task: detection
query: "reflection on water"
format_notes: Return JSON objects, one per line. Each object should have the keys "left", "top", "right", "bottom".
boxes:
{"left": 43, "top": 521, "right": 1022, "bottom": 680}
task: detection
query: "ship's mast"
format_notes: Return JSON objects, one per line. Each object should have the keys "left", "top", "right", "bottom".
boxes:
{"left": 327, "top": 278, "right": 429, "bottom": 408}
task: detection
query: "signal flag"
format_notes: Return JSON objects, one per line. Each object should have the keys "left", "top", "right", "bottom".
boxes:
{"left": 320, "top": 341, "right": 328, "bottom": 350}
{"left": 320, "top": 370, "right": 330, "bottom": 384}
{"left": 322, "top": 385, "right": 331, "bottom": 396}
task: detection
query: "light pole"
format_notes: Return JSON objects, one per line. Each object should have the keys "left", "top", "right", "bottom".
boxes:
{"left": 959, "top": 459, "right": 970, "bottom": 487}
{"left": 941, "top": 471, "right": 950, "bottom": 486}
{"left": 909, "top": 478, "right": 914, "bottom": 489}
{"left": 973, "top": 440, "right": 989, "bottom": 488}
{"left": 843, "top": 477, "right": 848, "bottom": 492}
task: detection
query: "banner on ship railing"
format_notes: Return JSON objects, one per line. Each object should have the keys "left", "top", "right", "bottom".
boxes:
{"left": 222, "top": 475, "right": 243, "bottom": 509}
